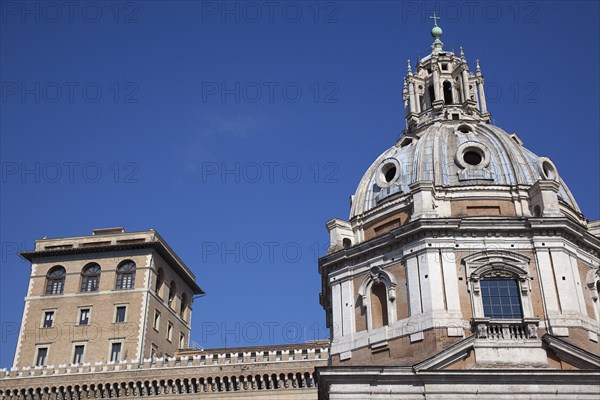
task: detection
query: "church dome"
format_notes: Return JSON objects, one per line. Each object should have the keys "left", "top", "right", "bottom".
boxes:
{"left": 349, "top": 120, "right": 580, "bottom": 219}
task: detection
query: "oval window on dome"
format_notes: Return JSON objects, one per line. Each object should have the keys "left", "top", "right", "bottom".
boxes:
{"left": 458, "top": 124, "right": 472, "bottom": 134}
{"left": 376, "top": 159, "right": 401, "bottom": 187}
{"left": 539, "top": 158, "right": 558, "bottom": 181}
{"left": 455, "top": 142, "right": 490, "bottom": 170}
{"left": 463, "top": 149, "right": 483, "bottom": 166}
{"left": 383, "top": 164, "right": 396, "bottom": 182}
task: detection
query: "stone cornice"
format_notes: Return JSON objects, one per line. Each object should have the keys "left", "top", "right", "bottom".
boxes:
{"left": 320, "top": 217, "right": 599, "bottom": 273}
{"left": 316, "top": 366, "right": 600, "bottom": 383}
{"left": 543, "top": 334, "right": 600, "bottom": 369}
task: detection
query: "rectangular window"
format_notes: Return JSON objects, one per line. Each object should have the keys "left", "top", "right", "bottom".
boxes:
{"left": 36, "top": 348, "right": 48, "bottom": 366}
{"left": 481, "top": 279, "right": 523, "bottom": 319}
{"left": 153, "top": 310, "right": 160, "bottom": 330}
{"left": 46, "top": 277, "right": 65, "bottom": 295}
{"left": 115, "top": 306, "right": 126, "bottom": 323}
{"left": 179, "top": 332, "right": 185, "bottom": 348}
{"left": 79, "top": 309, "right": 90, "bottom": 325}
{"left": 167, "top": 322, "right": 173, "bottom": 342}
{"left": 110, "top": 342, "right": 122, "bottom": 362}
{"left": 80, "top": 274, "right": 99, "bottom": 292}
{"left": 43, "top": 311, "right": 54, "bottom": 328}
{"left": 116, "top": 272, "right": 135, "bottom": 290}
{"left": 73, "top": 345, "right": 85, "bottom": 364}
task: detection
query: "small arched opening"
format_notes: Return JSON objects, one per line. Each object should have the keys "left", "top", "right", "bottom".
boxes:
{"left": 443, "top": 81, "right": 453, "bottom": 104}
{"left": 428, "top": 85, "right": 435, "bottom": 106}
{"left": 168, "top": 280, "right": 177, "bottom": 307}
{"left": 155, "top": 268, "right": 164, "bottom": 297}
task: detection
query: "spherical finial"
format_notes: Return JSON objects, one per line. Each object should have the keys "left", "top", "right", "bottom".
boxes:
{"left": 431, "top": 25, "right": 443, "bottom": 39}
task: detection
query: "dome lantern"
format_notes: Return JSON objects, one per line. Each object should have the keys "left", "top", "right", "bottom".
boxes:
{"left": 404, "top": 21, "right": 490, "bottom": 133}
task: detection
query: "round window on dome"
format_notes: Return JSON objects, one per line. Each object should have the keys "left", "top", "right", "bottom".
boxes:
{"left": 541, "top": 160, "right": 557, "bottom": 180}
{"left": 463, "top": 149, "right": 483, "bottom": 166}
{"left": 383, "top": 164, "right": 396, "bottom": 182}
{"left": 458, "top": 124, "right": 472, "bottom": 134}
{"left": 455, "top": 142, "right": 490, "bottom": 170}
{"left": 376, "top": 159, "right": 401, "bottom": 187}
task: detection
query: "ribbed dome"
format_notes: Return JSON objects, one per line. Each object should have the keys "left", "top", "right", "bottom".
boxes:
{"left": 350, "top": 121, "right": 580, "bottom": 219}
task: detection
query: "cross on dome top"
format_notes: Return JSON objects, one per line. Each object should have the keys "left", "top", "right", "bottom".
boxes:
{"left": 430, "top": 13, "right": 443, "bottom": 53}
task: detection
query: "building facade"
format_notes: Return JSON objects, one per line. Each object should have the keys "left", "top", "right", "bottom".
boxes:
{"left": 1, "top": 21, "right": 599, "bottom": 400}
{"left": 316, "top": 21, "right": 600, "bottom": 399}
{"left": 1, "top": 228, "right": 327, "bottom": 399}
{"left": 13, "top": 227, "right": 203, "bottom": 369}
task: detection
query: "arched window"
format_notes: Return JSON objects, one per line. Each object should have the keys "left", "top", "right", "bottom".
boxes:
{"left": 46, "top": 266, "right": 66, "bottom": 295}
{"left": 427, "top": 85, "right": 435, "bottom": 107}
{"left": 180, "top": 292, "right": 188, "bottom": 319}
{"left": 358, "top": 267, "right": 397, "bottom": 331}
{"left": 464, "top": 251, "right": 534, "bottom": 322}
{"left": 80, "top": 263, "right": 101, "bottom": 292}
{"left": 155, "top": 268, "right": 164, "bottom": 296}
{"left": 370, "top": 282, "right": 389, "bottom": 328}
{"left": 115, "top": 260, "right": 136, "bottom": 290}
{"left": 443, "top": 81, "right": 453, "bottom": 104}
{"left": 464, "top": 251, "right": 539, "bottom": 339}
{"left": 586, "top": 268, "right": 600, "bottom": 322}
{"left": 480, "top": 278, "right": 523, "bottom": 319}
{"left": 168, "top": 280, "right": 176, "bottom": 307}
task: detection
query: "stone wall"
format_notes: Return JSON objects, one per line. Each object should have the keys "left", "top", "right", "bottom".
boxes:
{"left": 0, "top": 343, "right": 329, "bottom": 399}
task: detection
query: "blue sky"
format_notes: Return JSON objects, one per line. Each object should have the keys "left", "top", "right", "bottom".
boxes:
{"left": 0, "top": 1, "right": 598, "bottom": 367}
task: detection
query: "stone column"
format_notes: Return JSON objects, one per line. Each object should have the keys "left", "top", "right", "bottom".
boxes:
{"left": 412, "top": 80, "right": 421, "bottom": 112}
{"left": 432, "top": 65, "right": 441, "bottom": 101}
{"left": 477, "top": 80, "right": 487, "bottom": 113}
{"left": 408, "top": 78, "right": 417, "bottom": 113}
{"left": 461, "top": 69, "right": 470, "bottom": 102}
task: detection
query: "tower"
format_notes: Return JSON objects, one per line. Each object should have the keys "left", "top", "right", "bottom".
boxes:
{"left": 13, "top": 228, "right": 203, "bottom": 368}
{"left": 317, "top": 22, "right": 600, "bottom": 398}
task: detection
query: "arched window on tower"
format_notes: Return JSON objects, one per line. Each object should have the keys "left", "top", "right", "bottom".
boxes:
{"left": 168, "top": 280, "right": 177, "bottom": 308}
{"left": 443, "top": 81, "right": 453, "bottom": 104}
{"left": 370, "top": 282, "right": 389, "bottom": 328}
{"left": 428, "top": 85, "right": 435, "bottom": 107}
{"left": 115, "top": 260, "right": 136, "bottom": 290}
{"left": 46, "top": 266, "right": 66, "bottom": 295}
{"left": 80, "top": 263, "right": 101, "bottom": 292}
{"left": 155, "top": 268, "right": 164, "bottom": 297}
{"left": 180, "top": 292, "right": 188, "bottom": 320}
